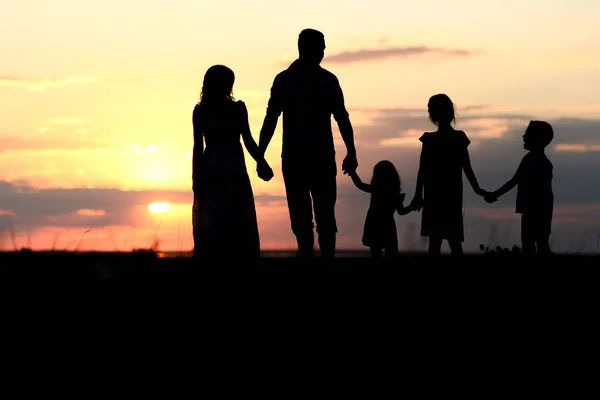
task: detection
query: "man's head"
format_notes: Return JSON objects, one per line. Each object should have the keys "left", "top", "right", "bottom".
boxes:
{"left": 523, "top": 120, "right": 554, "bottom": 150}
{"left": 298, "top": 29, "right": 325, "bottom": 65}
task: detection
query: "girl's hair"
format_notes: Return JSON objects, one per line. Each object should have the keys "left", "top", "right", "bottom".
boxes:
{"left": 371, "top": 160, "right": 401, "bottom": 195}
{"left": 199, "top": 65, "right": 235, "bottom": 104}
{"left": 428, "top": 93, "right": 456, "bottom": 126}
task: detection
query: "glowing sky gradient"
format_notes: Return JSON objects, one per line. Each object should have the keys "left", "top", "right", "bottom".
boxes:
{"left": 1, "top": 0, "right": 599, "bottom": 253}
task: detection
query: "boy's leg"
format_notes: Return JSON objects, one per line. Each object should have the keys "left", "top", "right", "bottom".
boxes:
{"left": 448, "top": 240, "right": 463, "bottom": 256}
{"left": 537, "top": 239, "right": 551, "bottom": 255}
{"left": 536, "top": 212, "right": 552, "bottom": 255}
{"left": 428, "top": 236, "right": 443, "bottom": 256}
{"left": 521, "top": 214, "right": 536, "bottom": 254}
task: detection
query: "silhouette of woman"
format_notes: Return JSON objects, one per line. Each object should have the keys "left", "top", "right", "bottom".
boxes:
{"left": 191, "top": 65, "right": 272, "bottom": 259}
{"left": 409, "top": 94, "right": 488, "bottom": 256}
{"left": 350, "top": 160, "right": 413, "bottom": 258}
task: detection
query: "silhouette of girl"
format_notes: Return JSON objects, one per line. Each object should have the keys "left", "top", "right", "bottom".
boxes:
{"left": 191, "top": 65, "right": 272, "bottom": 259}
{"left": 350, "top": 160, "right": 413, "bottom": 258}
{"left": 409, "top": 94, "right": 488, "bottom": 256}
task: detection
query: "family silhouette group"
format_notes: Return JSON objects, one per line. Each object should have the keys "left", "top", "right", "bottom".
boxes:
{"left": 191, "top": 28, "right": 555, "bottom": 259}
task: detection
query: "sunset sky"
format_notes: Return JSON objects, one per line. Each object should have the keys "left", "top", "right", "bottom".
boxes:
{"left": 1, "top": 0, "right": 599, "bottom": 253}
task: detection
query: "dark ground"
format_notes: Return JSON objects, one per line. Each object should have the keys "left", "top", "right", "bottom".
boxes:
{"left": 1, "top": 250, "right": 597, "bottom": 362}
{"left": 1, "top": 250, "right": 598, "bottom": 292}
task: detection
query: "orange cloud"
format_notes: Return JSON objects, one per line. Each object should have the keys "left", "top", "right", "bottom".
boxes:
{"left": 77, "top": 209, "right": 107, "bottom": 217}
{"left": 554, "top": 144, "right": 600, "bottom": 152}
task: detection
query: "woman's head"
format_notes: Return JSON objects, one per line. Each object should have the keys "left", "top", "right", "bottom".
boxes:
{"left": 200, "top": 65, "right": 235, "bottom": 103}
{"left": 427, "top": 94, "right": 456, "bottom": 126}
{"left": 371, "top": 160, "right": 401, "bottom": 194}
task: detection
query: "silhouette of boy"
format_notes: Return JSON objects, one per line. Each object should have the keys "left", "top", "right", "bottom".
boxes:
{"left": 485, "top": 121, "right": 554, "bottom": 255}
{"left": 257, "top": 28, "right": 358, "bottom": 258}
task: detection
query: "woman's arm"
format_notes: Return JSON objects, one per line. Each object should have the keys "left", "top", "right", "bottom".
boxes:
{"left": 192, "top": 107, "right": 204, "bottom": 194}
{"left": 349, "top": 171, "right": 371, "bottom": 193}
{"left": 239, "top": 101, "right": 264, "bottom": 163}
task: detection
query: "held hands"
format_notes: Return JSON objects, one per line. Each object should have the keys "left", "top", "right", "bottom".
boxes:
{"left": 257, "top": 158, "right": 274, "bottom": 182}
{"left": 409, "top": 195, "right": 423, "bottom": 212}
{"left": 475, "top": 187, "right": 498, "bottom": 203}
{"left": 484, "top": 192, "right": 498, "bottom": 204}
{"left": 342, "top": 151, "right": 358, "bottom": 175}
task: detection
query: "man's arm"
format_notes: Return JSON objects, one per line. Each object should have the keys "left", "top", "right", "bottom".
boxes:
{"left": 349, "top": 171, "right": 371, "bottom": 193}
{"left": 258, "top": 74, "right": 284, "bottom": 157}
{"left": 337, "top": 117, "right": 356, "bottom": 155}
{"left": 331, "top": 76, "right": 357, "bottom": 174}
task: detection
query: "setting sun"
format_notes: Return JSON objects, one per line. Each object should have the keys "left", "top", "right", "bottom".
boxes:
{"left": 148, "top": 202, "right": 171, "bottom": 213}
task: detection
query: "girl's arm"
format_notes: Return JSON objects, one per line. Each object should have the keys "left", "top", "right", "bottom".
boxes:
{"left": 349, "top": 171, "right": 371, "bottom": 193}
{"left": 396, "top": 193, "right": 412, "bottom": 215}
{"left": 410, "top": 144, "right": 426, "bottom": 210}
{"left": 462, "top": 148, "right": 486, "bottom": 196}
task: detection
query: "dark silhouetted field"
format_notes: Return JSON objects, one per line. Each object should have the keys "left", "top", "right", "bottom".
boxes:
{"left": 2, "top": 250, "right": 597, "bottom": 330}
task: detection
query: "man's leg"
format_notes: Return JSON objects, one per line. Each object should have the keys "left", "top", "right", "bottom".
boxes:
{"left": 283, "top": 163, "right": 315, "bottom": 258}
{"left": 312, "top": 170, "right": 337, "bottom": 259}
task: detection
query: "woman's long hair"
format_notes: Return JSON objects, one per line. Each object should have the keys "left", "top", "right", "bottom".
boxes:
{"left": 371, "top": 160, "right": 401, "bottom": 195}
{"left": 199, "top": 65, "right": 235, "bottom": 105}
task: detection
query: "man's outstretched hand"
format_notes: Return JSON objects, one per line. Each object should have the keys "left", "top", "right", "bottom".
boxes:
{"left": 342, "top": 152, "right": 358, "bottom": 175}
{"left": 257, "top": 159, "right": 274, "bottom": 182}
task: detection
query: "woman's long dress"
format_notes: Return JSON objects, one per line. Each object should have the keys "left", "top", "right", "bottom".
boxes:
{"left": 192, "top": 100, "right": 260, "bottom": 259}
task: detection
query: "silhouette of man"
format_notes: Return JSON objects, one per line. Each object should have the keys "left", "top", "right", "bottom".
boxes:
{"left": 258, "top": 28, "right": 358, "bottom": 258}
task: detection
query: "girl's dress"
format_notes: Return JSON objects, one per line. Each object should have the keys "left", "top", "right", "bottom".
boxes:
{"left": 192, "top": 100, "right": 260, "bottom": 258}
{"left": 418, "top": 129, "right": 471, "bottom": 241}
{"left": 361, "top": 190, "right": 405, "bottom": 252}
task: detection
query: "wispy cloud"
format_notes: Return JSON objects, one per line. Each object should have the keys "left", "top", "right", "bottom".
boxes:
{"left": 323, "top": 46, "right": 477, "bottom": 64}
{"left": 0, "top": 136, "right": 159, "bottom": 157}
{"left": 555, "top": 144, "right": 600, "bottom": 152}
{"left": 0, "top": 76, "right": 97, "bottom": 91}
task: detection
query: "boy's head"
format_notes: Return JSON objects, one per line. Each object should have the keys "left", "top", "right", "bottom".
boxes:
{"left": 523, "top": 120, "right": 554, "bottom": 150}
